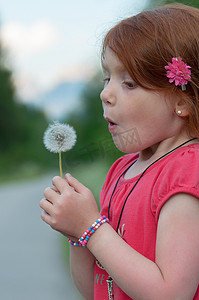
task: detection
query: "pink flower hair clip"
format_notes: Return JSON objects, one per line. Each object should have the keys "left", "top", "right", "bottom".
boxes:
{"left": 165, "top": 57, "right": 191, "bottom": 91}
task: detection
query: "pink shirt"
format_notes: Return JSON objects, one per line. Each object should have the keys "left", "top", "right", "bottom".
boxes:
{"left": 94, "top": 144, "right": 199, "bottom": 299}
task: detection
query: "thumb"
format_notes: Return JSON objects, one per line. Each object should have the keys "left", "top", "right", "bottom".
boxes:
{"left": 65, "top": 173, "right": 86, "bottom": 193}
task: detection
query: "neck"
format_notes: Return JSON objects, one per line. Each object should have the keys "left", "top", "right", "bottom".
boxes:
{"left": 138, "top": 136, "right": 197, "bottom": 163}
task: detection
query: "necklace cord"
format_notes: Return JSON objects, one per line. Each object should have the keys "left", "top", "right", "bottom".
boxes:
{"left": 107, "top": 138, "right": 197, "bottom": 233}
{"left": 107, "top": 162, "right": 134, "bottom": 217}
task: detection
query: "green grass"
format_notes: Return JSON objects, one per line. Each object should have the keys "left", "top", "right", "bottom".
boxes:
{"left": 68, "top": 159, "right": 109, "bottom": 202}
{"left": 0, "top": 161, "right": 50, "bottom": 184}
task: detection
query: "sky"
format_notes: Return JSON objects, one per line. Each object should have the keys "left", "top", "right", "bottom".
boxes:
{"left": 0, "top": 0, "right": 148, "bottom": 102}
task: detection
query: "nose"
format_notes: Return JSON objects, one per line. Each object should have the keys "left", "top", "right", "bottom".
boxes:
{"left": 100, "top": 83, "right": 116, "bottom": 106}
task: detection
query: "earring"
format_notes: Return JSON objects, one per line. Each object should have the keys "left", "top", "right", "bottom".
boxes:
{"left": 177, "top": 110, "right": 182, "bottom": 115}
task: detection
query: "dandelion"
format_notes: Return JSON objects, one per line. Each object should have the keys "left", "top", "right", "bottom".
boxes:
{"left": 43, "top": 121, "right": 77, "bottom": 177}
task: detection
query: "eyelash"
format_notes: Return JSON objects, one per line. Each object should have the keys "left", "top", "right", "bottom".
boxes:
{"left": 102, "top": 78, "right": 110, "bottom": 87}
{"left": 122, "top": 81, "right": 137, "bottom": 89}
{"left": 102, "top": 77, "right": 137, "bottom": 89}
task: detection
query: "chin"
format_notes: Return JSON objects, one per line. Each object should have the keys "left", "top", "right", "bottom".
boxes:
{"left": 112, "top": 129, "right": 142, "bottom": 153}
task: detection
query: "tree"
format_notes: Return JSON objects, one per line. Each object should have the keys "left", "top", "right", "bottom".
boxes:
{"left": 0, "top": 46, "right": 22, "bottom": 151}
{"left": 0, "top": 42, "right": 55, "bottom": 179}
{"left": 148, "top": 0, "right": 199, "bottom": 9}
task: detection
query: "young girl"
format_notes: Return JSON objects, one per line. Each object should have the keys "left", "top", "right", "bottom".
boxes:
{"left": 40, "top": 3, "right": 199, "bottom": 299}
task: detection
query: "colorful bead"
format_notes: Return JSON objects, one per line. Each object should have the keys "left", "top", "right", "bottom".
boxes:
{"left": 78, "top": 216, "right": 109, "bottom": 247}
{"left": 67, "top": 216, "right": 109, "bottom": 247}
{"left": 67, "top": 238, "right": 83, "bottom": 247}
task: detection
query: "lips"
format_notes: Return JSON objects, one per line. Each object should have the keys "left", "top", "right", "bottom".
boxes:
{"left": 104, "top": 116, "right": 118, "bottom": 133}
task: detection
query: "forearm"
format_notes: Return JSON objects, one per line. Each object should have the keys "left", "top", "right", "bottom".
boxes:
{"left": 41, "top": 176, "right": 199, "bottom": 299}
{"left": 70, "top": 245, "right": 95, "bottom": 300}
{"left": 87, "top": 224, "right": 173, "bottom": 300}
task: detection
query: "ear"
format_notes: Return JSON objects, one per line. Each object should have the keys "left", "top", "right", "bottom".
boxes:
{"left": 175, "top": 100, "right": 189, "bottom": 117}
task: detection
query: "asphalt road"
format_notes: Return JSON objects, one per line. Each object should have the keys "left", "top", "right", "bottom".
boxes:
{"left": 0, "top": 174, "right": 81, "bottom": 300}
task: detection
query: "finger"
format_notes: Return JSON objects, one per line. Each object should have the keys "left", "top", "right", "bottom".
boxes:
{"left": 65, "top": 173, "right": 86, "bottom": 193}
{"left": 43, "top": 187, "right": 57, "bottom": 202}
{"left": 52, "top": 185, "right": 60, "bottom": 194}
{"left": 41, "top": 210, "right": 52, "bottom": 225}
{"left": 52, "top": 176, "right": 70, "bottom": 194}
{"left": 40, "top": 198, "right": 53, "bottom": 215}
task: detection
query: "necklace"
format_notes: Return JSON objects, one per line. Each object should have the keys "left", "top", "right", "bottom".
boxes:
{"left": 108, "top": 137, "right": 197, "bottom": 233}
{"left": 98, "top": 138, "right": 196, "bottom": 300}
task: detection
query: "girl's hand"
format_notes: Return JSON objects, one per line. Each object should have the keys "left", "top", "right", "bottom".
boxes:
{"left": 40, "top": 174, "right": 101, "bottom": 238}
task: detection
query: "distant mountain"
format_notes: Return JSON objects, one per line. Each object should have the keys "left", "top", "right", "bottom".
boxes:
{"left": 31, "top": 81, "right": 86, "bottom": 120}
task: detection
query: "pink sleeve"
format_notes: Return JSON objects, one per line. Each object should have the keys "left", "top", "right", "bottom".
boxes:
{"left": 152, "top": 147, "right": 199, "bottom": 222}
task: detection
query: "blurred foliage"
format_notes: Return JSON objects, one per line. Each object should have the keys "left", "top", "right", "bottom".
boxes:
{"left": 0, "top": 39, "right": 121, "bottom": 181}
{"left": 1, "top": 0, "right": 198, "bottom": 183}
{"left": 148, "top": 0, "right": 199, "bottom": 8}
{"left": 0, "top": 44, "right": 58, "bottom": 181}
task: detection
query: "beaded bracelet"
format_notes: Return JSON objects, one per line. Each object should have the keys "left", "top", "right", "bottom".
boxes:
{"left": 67, "top": 216, "right": 109, "bottom": 247}
{"left": 67, "top": 238, "right": 83, "bottom": 247}
{"left": 79, "top": 216, "right": 109, "bottom": 247}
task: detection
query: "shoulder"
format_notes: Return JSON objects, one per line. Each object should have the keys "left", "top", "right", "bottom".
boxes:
{"left": 157, "top": 143, "right": 199, "bottom": 182}
{"left": 152, "top": 144, "right": 199, "bottom": 221}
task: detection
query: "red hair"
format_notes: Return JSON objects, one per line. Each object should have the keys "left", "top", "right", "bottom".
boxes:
{"left": 102, "top": 4, "right": 199, "bottom": 137}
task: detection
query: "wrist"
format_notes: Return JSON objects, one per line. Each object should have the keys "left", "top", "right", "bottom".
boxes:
{"left": 67, "top": 238, "right": 83, "bottom": 247}
{"left": 67, "top": 215, "right": 109, "bottom": 248}
{"left": 79, "top": 215, "right": 109, "bottom": 247}
{"left": 86, "top": 222, "right": 111, "bottom": 251}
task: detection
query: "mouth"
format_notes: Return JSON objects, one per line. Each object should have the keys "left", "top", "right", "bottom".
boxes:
{"left": 104, "top": 116, "right": 118, "bottom": 133}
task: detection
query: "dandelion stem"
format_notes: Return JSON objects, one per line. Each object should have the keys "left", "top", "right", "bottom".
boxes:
{"left": 59, "top": 151, "right": 63, "bottom": 178}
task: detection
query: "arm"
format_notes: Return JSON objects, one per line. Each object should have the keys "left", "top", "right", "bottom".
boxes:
{"left": 40, "top": 175, "right": 199, "bottom": 300}
{"left": 70, "top": 246, "right": 95, "bottom": 300}
{"left": 87, "top": 193, "right": 199, "bottom": 300}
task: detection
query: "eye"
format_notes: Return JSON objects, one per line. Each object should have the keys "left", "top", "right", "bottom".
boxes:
{"left": 103, "top": 77, "right": 110, "bottom": 87}
{"left": 122, "top": 81, "right": 137, "bottom": 89}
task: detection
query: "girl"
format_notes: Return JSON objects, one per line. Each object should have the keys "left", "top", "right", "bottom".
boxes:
{"left": 40, "top": 3, "right": 199, "bottom": 300}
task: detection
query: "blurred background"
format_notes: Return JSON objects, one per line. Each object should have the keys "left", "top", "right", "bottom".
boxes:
{"left": 0, "top": 0, "right": 198, "bottom": 299}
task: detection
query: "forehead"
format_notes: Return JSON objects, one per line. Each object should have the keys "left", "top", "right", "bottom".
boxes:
{"left": 102, "top": 47, "right": 126, "bottom": 72}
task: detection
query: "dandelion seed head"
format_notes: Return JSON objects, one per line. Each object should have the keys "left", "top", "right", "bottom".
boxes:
{"left": 43, "top": 121, "right": 77, "bottom": 153}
